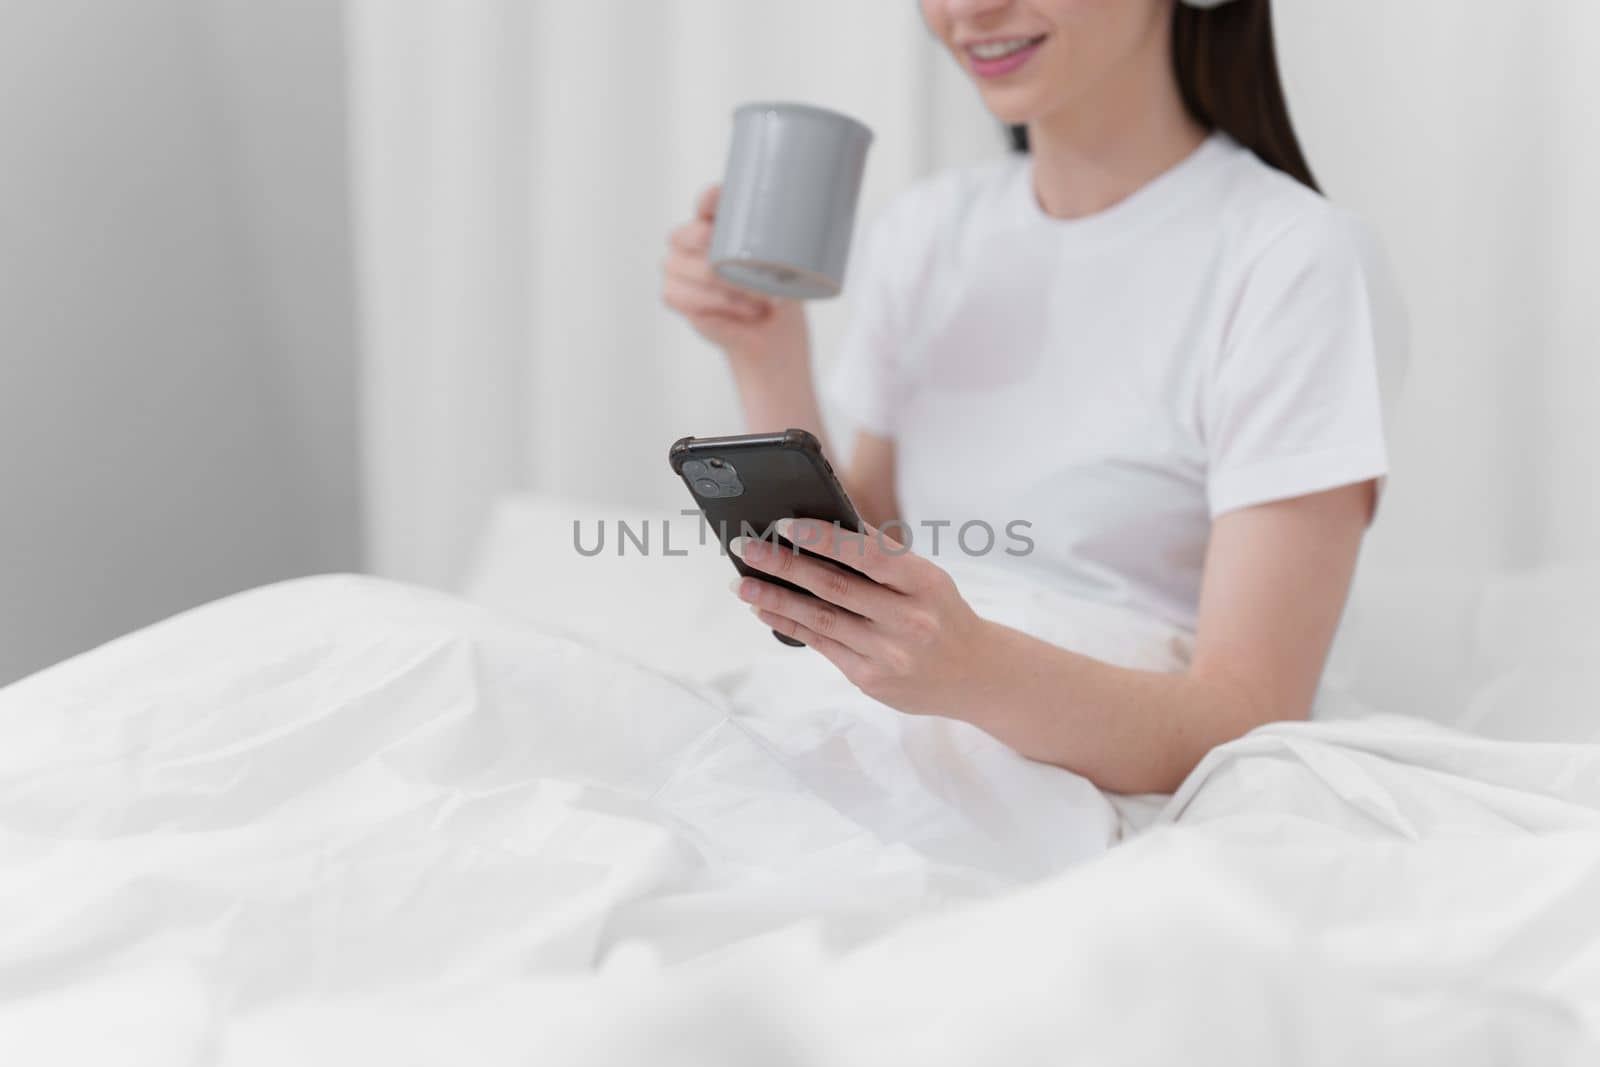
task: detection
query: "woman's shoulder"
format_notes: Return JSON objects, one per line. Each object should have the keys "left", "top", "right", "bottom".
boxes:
{"left": 1209, "top": 138, "right": 1401, "bottom": 325}
{"left": 1207, "top": 137, "right": 1409, "bottom": 408}
{"left": 1207, "top": 136, "right": 1371, "bottom": 267}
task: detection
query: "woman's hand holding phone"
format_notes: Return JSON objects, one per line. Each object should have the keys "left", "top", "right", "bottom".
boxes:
{"left": 661, "top": 185, "right": 809, "bottom": 366}
{"left": 727, "top": 517, "right": 998, "bottom": 718}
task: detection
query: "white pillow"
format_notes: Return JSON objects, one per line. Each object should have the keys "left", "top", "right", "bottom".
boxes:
{"left": 460, "top": 493, "right": 1193, "bottom": 686}
{"left": 1323, "top": 564, "right": 1489, "bottom": 725}
{"left": 464, "top": 494, "right": 1600, "bottom": 742}
{"left": 1328, "top": 560, "right": 1600, "bottom": 742}
{"left": 459, "top": 493, "right": 777, "bottom": 684}
{"left": 1460, "top": 563, "right": 1600, "bottom": 743}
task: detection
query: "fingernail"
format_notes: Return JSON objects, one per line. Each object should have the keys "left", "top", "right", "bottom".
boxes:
{"left": 728, "top": 577, "right": 746, "bottom": 598}
{"left": 728, "top": 536, "right": 749, "bottom": 559}
{"left": 773, "top": 517, "right": 793, "bottom": 539}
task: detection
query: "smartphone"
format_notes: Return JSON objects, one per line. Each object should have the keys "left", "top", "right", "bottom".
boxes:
{"left": 669, "top": 428, "right": 867, "bottom": 647}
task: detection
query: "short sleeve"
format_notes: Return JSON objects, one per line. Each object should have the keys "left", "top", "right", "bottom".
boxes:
{"left": 1204, "top": 210, "right": 1390, "bottom": 519}
{"left": 823, "top": 207, "right": 907, "bottom": 438}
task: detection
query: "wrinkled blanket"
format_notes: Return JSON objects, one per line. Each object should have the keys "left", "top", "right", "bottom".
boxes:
{"left": 2, "top": 576, "right": 1597, "bottom": 1065}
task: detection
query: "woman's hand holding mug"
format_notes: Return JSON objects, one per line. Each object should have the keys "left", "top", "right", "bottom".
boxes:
{"left": 664, "top": 102, "right": 871, "bottom": 369}
{"left": 661, "top": 185, "right": 808, "bottom": 365}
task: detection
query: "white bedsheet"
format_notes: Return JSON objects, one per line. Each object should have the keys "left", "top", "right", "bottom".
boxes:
{"left": 2, "top": 572, "right": 1598, "bottom": 1064}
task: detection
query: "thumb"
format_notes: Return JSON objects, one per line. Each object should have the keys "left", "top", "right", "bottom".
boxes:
{"left": 695, "top": 184, "right": 722, "bottom": 222}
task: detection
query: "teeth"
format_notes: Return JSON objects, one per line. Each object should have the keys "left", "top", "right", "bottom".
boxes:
{"left": 969, "top": 37, "right": 1038, "bottom": 61}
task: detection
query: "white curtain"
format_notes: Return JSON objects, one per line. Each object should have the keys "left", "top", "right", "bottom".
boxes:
{"left": 347, "top": 0, "right": 1600, "bottom": 589}
{"left": 1275, "top": 0, "right": 1600, "bottom": 573}
{"left": 346, "top": 0, "right": 995, "bottom": 587}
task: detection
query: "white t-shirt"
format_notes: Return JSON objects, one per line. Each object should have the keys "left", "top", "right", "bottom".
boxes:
{"left": 825, "top": 133, "right": 1395, "bottom": 634}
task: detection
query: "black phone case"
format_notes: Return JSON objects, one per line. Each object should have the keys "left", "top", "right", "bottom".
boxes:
{"left": 669, "top": 428, "right": 866, "bottom": 647}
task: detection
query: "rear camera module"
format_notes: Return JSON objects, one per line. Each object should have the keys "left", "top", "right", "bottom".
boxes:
{"left": 681, "top": 455, "right": 743, "bottom": 498}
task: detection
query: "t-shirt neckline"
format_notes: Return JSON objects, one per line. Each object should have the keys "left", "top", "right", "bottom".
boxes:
{"left": 1011, "top": 131, "right": 1232, "bottom": 247}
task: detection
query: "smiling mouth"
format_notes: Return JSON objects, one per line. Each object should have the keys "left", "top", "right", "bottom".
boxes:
{"left": 965, "top": 35, "right": 1045, "bottom": 61}
{"left": 962, "top": 34, "right": 1047, "bottom": 77}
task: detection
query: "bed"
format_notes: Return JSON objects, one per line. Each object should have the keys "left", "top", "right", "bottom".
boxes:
{"left": 2, "top": 492, "right": 1597, "bottom": 1064}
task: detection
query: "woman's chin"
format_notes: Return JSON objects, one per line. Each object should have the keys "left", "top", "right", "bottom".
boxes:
{"left": 974, "top": 87, "right": 1047, "bottom": 130}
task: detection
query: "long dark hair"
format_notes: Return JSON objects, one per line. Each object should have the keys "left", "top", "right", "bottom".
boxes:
{"left": 1007, "top": 0, "right": 1318, "bottom": 192}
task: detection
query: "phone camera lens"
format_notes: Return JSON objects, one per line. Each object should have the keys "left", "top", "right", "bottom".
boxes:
{"left": 682, "top": 460, "right": 707, "bottom": 478}
{"left": 695, "top": 478, "right": 721, "bottom": 496}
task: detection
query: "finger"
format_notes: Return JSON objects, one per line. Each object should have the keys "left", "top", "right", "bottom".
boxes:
{"left": 732, "top": 535, "right": 897, "bottom": 620}
{"left": 663, "top": 255, "right": 769, "bottom": 308}
{"left": 734, "top": 576, "right": 876, "bottom": 655}
{"left": 774, "top": 517, "right": 919, "bottom": 593}
{"left": 663, "top": 277, "right": 765, "bottom": 320}
{"left": 695, "top": 184, "right": 721, "bottom": 222}
{"left": 752, "top": 606, "right": 871, "bottom": 677}
{"left": 669, "top": 219, "right": 714, "bottom": 255}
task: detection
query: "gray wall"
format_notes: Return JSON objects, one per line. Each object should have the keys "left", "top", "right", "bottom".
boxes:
{"left": 0, "top": 0, "right": 359, "bottom": 684}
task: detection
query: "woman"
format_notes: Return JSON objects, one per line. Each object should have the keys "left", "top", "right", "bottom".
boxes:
{"left": 661, "top": 0, "right": 1391, "bottom": 794}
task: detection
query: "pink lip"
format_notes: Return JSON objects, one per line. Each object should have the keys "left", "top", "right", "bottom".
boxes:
{"left": 964, "top": 37, "right": 1045, "bottom": 79}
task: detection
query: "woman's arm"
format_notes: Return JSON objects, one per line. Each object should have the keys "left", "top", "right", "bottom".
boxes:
{"left": 662, "top": 185, "right": 898, "bottom": 524}
{"left": 712, "top": 314, "right": 900, "bottom": 527}
{"left": 836, "top": 432, "right": 900, "bottom": 533}
{"left": 728, "top": 481, "right": 1373, "bottom": 795}
{"left": 957, "top": 482, "right": 1372, "bottom": 792}
{"left": 663, "top": 186, "right": 821, "bottom": 433}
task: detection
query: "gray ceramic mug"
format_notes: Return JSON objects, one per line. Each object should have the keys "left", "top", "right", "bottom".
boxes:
{"left": 709, "top": 103, "right": 874, "bottom": 301}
